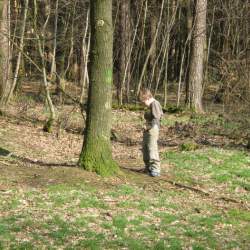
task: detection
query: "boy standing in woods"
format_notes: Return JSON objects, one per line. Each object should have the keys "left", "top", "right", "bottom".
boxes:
{"left": 140, "top": 89, "right": 163, "bottom": 177}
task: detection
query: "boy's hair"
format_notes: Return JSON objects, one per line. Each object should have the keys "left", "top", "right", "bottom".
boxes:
{"left": 139, "top": 88, "right": 153, "bottom": 101}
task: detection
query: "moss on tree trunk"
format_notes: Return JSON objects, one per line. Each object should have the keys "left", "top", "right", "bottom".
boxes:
{"left": 78, "top": 0, "right": 118, "bottom": 176}
{"left": 79, "top": 136, "right": 118, "bottom": 176}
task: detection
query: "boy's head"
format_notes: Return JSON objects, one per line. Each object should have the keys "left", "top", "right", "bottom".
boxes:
{"left": 139, "top": 88, "right": 154, "bottom": 106}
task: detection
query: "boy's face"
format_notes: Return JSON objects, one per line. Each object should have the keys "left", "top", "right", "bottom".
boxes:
{"left": 143, "top": 98, "right": 151, "bottom": 107}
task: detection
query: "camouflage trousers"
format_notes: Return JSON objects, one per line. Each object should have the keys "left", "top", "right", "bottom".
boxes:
{"left": 142, "top": 126, "right": 160, "bottom": 174}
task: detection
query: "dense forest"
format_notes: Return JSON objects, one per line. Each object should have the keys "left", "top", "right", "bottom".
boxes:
{"left": 1, "top": 0, "right": 249, "bottom": 109}
{"left": 0, "top": 1, "right": 249, "bottom": 248}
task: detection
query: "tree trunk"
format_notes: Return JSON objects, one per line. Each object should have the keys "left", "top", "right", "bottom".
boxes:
{"left": 55, "top": 5, "right": 71, "bottom": 104}
{"left": 33, "top": 0, "right": 56, "bottom": 132}
{"left": 6, "top": 0, "right": 29, "bottom": 104}
{"left": 136, "top": 0, "right": 165, "bottom": 97}
{"left": 79, "top": 0, "right": 118, "bottom": 176}
{"left": 0, "top": 0, "right": 12, "bottom": 108}
{"left": 117, "top": 0, "right": 131, "bottom": 105}
{"left": 184, "top": 0, "right": 193, "bottom": 104}
{"left": 49, "top": 0, "right": 58, "bottom": 79}
{"left": 80, "top": 8, "right": 90, "bottom": 103}
{"left": 148, "top": 0, "right": 158, "bottom": 89}
{"left": 187, "top": 0, "right": 207, "bottom": 113}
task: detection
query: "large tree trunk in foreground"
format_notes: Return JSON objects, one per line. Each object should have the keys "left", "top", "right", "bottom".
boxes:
{"left": 79, "top": 0, "right": 118, "bottom": 176}
{"left": 0, "top": 0, "right": 12, "bottom": 108}
{"left": 187, "top": 0, "right": 207, "bottom": 113}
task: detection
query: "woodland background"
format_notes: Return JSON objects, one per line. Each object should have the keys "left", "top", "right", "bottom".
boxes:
{"left": 0, "top": 0, "right": 249, "bottom": 112}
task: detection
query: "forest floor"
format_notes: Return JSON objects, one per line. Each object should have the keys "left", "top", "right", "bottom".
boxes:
{"left": 0, "top": 88, "right": 249, "bottom": 249}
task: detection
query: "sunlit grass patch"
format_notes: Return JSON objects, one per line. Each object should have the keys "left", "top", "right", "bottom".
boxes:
{"left": 190, "top": 214, "right": 224, "bottom": 230}
{"left": 117, "top": 199, "right": 136, "bottom": 208}
{"left": 161, "top": 114, "right": 190, "bottom": 127}
{"left": 47, "top": 216, "right": 79, "bottom": 243}
{"left": 163, "top": 148, "right": 250, "bottom": 196}
{"left": 79, "top": 196, "right": 108, "bottom": 209}
{"left": 228, "top": 209, "right": 250, "bottom": 222}
{"left": 113, "top": 215, "right": 128, "bottom": 232}
{"left": 107, "top": 184, "right": 136, "bottom": 197}
{"left": 153, "top": 211, "right": 179, "bottom": 225}
{"left": 190, "top": 113, "right": 238, "bottom": 129}
{"left": 0, "top": 152, "right": 249, "bottom": 249}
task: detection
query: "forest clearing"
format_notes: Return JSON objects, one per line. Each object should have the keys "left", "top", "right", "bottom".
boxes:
{"left": 0, "top": 84, "right": 249, "bottom": 249}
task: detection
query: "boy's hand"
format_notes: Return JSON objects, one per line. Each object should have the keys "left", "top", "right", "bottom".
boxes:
{"left": 143, "top": 124, "right": 151, "bottom": 131}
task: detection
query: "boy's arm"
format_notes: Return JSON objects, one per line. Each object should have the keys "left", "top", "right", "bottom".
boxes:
{"left": 151, "top": 101, "right": 163, "bottom": 120}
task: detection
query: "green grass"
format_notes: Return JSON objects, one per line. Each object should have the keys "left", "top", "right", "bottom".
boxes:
{"left": 160, "top": 112, "right": 244, "bottom": 138}
{"left": 163, "top": 148, "right": 250, "bottom": 197}
{"left": 161, "top": 114, "right": 190, "bottom": 127}
{"left": 0, "top": 147, "right": 250, "bottom": 249}
{"left": 0, "top": 181, "right": 249, "bottom": 249}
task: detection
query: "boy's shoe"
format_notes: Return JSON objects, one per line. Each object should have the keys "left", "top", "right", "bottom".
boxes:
{"left": 149, "top": 171, "right": 160, "bottom": 177}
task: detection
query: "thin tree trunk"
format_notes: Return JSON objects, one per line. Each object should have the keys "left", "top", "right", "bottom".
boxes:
{"left": 117, "top": 0, "right": 131, "bottom": 105}
{"left": 79, "top": 0, "right": 118, "bottom": 176}
{"left": 177, "top": 9, "right": 194, "bottom": 107}
{"left": 55, "top": 10, "right": 71, "bottom": 103}
{"left": 121, "top": 1, "right": 143, "bottom": 102}
{"left": 6, "top": 0, "right": 29, "bottom": 104}
{"left": 50, "top": 0, "right": 58, "bottom": 79}
{"left": 148, "top": 0, "right": 158, "bottom": 89}
{"left": 136, "top": 0, "right": 165, "bottom": 97}
{"left": 184, "top": 0, "right": 193, "bottom": 104}
{"left": 64, "top": 0, "right": 77, "bottom": 78}
{"left": 135, "top": 0, "right": 148, "bottom": 89}
{"left": 80, "top": 8, "right": 90, "bottom": 104}
{"left": 154, "top": 0, "right": 178, "bottom": 104}
{"left": 34, "top": 0, "right": 55, "bottom": 132}
{"left": 203, "top": 5, "right": 215, "bottom": 95}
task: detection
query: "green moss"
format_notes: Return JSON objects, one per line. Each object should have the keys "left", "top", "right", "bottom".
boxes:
{"left": 112, "top": 103, "right": 145, "bottom": 111}
{"left": 0, "top": 147, "right": 11, "bottom": 156}
{"left": 179, "top": 142, "right": 199, "bottom": 151}
{"left": 79, "top": 137, "right": 119, "bottom": 176}
{"left": 105, "top": 69, "right": 113, "bottom": 85}
{"left": 163, "top": 105, "right": 183, "bottom": 114}
{"left": 43, "top": 118, "right": 54, "bottom": 133}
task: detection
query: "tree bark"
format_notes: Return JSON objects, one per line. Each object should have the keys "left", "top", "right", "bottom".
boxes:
{"left": 79, "top": 0, "right": 118, "bottom": 176}
{"left": 117, "top": 0, "right": 131, "bottom": 105}
{"left": 136, "top": 0, "right": 165, "bottom": 97}
{"left": 184, "top": 0, "right": 193, "bottom": 104}
{"left": 187, "top": 0, "right": 207, "bottom": 113}
{"left": 0, "top": 0, "right": 12, "bottom": 108}
{"left": 33, "top": 0, "right": 56, "bottom": 132}
{"left": 6, "top": 0, "right": 29, "bottom": 104}
{"left": 80, "top": 8, "right": 90, "bottom": 104}
{"left": 148, "top": 0, "right": 158, "bottom": 89}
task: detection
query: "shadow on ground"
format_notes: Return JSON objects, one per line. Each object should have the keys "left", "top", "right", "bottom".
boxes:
{"left": 0, "top": 146, "right": 76, "bottom": 168}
